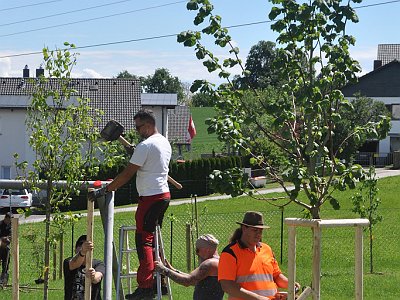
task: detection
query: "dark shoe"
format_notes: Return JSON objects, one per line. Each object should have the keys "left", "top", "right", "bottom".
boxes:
{"left": 125, "top": 287, "right": 155, "bottom": 300}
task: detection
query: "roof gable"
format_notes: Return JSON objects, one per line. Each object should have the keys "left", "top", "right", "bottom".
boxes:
{"left": 0, "top": 77, "right": 142, "bottom": 132}
{"left": 342, "top": 60, "right": 400, "bottom": 97}
{"left": 168, "top": 106, "right": 191, "bottom": 144}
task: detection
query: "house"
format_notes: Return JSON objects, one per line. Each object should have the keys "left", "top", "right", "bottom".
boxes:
{"left": 0, "top": 67, "right": 190, "bottom": 179}
{"left": 342, "top": 45, "right": 400, "bottom": 154}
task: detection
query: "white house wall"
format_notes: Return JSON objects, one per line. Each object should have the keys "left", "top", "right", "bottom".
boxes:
{"left": 346, "top": 96, "right": 400, "bottom": 153}
{"left": 0, "top": 108, "right": 33, "bottom": 179}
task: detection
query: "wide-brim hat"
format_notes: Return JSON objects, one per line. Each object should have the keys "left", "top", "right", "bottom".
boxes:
{"left": 236, "top": 211, "right": 270, "bottom": 229}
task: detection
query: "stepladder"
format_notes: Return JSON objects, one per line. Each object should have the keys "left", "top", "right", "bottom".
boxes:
{"left": 154, "top": 225, "right": 172, "bottom": 300}
{"left": 116, "top": 225, "right": 173, "bottom": 300}
{"left": 116, "top": 225, "right": 137, "bottom": 300}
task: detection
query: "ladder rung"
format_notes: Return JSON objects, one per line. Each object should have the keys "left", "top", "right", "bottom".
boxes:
{"left": 121, "top": 249, "right": 137, "bottom": 253}
{"left": 119, "top": 273, "right": 137, "bottom": 279}
{"left": 120, "top": 226, "right": 137, "bottom": 231}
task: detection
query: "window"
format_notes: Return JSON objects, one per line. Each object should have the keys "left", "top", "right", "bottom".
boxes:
{"left": 1, "top": 166, "right": 11, "bottom": 179}
{"left": 391, "top": 104, "right": 400, "bottom": 120}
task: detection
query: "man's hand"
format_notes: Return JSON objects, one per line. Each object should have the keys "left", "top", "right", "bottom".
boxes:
{"left": 81, "top": 241, "right": 94, "bottom": 255}
{"left": 154, "top": 260, "right": 167, "bottom": 275}
{"left": 88, "top": 187, "right": 107, "bottom": 202}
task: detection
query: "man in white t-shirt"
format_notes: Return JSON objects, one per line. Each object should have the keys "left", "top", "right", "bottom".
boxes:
{"left": 106, "top": 109, "right": 172, "bottom": 300}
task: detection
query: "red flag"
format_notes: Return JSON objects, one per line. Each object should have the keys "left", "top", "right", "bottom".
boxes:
{"left": 187, "top": 115, "right": 196, "bottom": 142}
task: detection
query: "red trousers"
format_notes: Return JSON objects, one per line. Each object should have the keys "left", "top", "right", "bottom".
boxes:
{"left": 135, "top": 192, "right": 170, "bottom": 288}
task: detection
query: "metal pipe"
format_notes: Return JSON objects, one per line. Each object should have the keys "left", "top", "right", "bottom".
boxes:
{"left": 105, "top": 192, "right": 114, "bottom": 300}
{"left": 0, "top": 179, "right": 111, "bottom": 190}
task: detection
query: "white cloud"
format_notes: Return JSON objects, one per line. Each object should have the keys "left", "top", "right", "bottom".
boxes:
{"left": 79, "top": 68, "right": 105, "bottom": 78}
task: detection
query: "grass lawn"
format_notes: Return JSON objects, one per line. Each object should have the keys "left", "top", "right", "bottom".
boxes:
{"left": 1, "top": 175, "right": 399, "bottom": 299}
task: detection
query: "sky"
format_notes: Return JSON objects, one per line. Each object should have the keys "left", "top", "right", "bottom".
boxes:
{"left": 0, "top": 0, "right": 399, "bottom": 85}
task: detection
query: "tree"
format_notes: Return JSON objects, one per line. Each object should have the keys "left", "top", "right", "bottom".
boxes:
{"left": 142, "top": 68, "right": 185, "bottom": 103}
{"left": 17, "top": 43, "right": 120, "bottom": 299}
{"left": 334, "top": 95, "right": 390, "bottom": 162}
{"left": 351, "top": 166, "right": 383, "bottom": 273}
{"left": 178, "top": 0, "right": 391, "bottom": 218}
{"left": 191, "top": 91, "right": 215, "bottom": 107}
{"left": 116, "top": 70, "right": 141, "bottom": 80}
{"left": 234, "top": 40, "right": 281, "bottom": 89}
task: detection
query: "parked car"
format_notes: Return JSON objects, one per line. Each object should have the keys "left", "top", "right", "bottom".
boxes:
{"left": 0, "top": 189, "right": 33, "bottom": 209}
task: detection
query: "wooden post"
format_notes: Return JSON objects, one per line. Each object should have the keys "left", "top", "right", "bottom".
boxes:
{"left": 52, "top": 244, "right": 57, "bottom": 280}
{"left": 85, "top": 189, "right": 95, "bottom": 300}
{"left": 312, "top": 226, "right": 321, "bottom": 300}
{"left": 11, "top": 217, "right": 19, "bottom": 300}
{"left": 59, "top": 234, "right": 64, "bottom": 279}
{"left": 287, "top": 226, "right": 296, "bottom": 300}
{"left": 185, "top": 223, "right": 191, "bottom": 272}
{"left": 355, "top": 226, "right": 363, "bottom": 300}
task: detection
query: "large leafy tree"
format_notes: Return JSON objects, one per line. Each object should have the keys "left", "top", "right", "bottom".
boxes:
{"left": 20, "top": 43, "right": 120, "bottom": 299}
{"left": 178, "top": 0, "right": 391, "bottom": 218}
{"left": 142, "top": 68, "right": 185, "bottom": 103}
{"left": 234, "top": 40, "right": 281, "bottom": 89}
{"left": 335, "top": 95, "right": 390, "bottom": 162}
{"left": 116, "top": 70, "right": 141, "bottom": 80}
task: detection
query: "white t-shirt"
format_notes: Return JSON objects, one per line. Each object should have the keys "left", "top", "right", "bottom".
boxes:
{"left": 129, "top": 133, "right": 172, "bottom": 196}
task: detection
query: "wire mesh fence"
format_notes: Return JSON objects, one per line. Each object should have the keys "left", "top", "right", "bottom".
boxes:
{"left": 11, "top": 206, "right": 400, "bottom": 296}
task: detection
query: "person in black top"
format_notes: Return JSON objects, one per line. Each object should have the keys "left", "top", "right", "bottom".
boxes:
{"left": 0, "top": 212, "right": 12, "bottom": 284}
{"left": 64, "top": 235, "right": 105, "bottom": 300}
{"left": 155, "top": 234, "right": 224, "bottom": 300}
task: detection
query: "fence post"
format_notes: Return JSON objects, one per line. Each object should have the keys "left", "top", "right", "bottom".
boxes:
{"left": 170, "top": 218, "right": 173, "bottom": 264}
{"left": 280, "top": 206, "right": 284, "bottom": 264}
{"left": 59, "top": 234, "right": 64, "bottom": 279}
{"left": 11, "top": 217, "right": 19, "bottom": 300}
{"left": 185, "top": 223, "right": 191, "bottom": 272}
{"left": 52, "top": 244, "right": 57, "bottom": 280}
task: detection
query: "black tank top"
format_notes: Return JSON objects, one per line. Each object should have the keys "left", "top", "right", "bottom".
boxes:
{"left": 193, "top": 276, "right": 224, "bottom": 300}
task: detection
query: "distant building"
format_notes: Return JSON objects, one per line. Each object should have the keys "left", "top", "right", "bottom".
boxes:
{"left": 0, "top": 66, "right": 189, "bottom": 178}
{"left": 342, "top": 44, "right": 400, "bottom": 153}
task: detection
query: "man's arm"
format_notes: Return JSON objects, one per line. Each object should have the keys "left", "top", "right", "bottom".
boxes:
{"left": 106, "top": 163, "right": 140, "bottom": 192}
{"left": 155, "top": 259, "right": 216, "bottom": 287}
{"left": 220, "top": 280, "right": 269, "bottom": 300}
{"left": 274, "top": 273, "right": 288, "bottom": 289}
{"left": 69, "top": 241, "right": 93, "bottom": 271}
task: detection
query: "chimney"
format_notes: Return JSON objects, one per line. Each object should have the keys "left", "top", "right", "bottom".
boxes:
{"left": 373, "top": 60, "right": 382, "bottom": 70}
{"left": 23, "top": 65, "right": 29, "bottom": 78}
{"left": 36, "top": 67, "right": 44, "bottom": 77}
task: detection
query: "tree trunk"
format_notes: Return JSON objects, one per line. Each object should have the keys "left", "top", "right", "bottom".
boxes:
{"left": 369, "top": 224, "right": 373, "bottom": 273}
{"left": 310, "top": 206, "right": 321, "bottom": 219}
{"left": 43, "top": 180, "right": 52, "bottom": 300}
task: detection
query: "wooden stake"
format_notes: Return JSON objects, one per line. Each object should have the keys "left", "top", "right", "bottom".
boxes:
{"left": 85, "top": 189, "right": 95, "bottom": 300}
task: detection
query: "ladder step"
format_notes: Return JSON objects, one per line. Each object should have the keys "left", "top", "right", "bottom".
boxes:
{"left": 121, "top": 249, "right": 137, "bottom": 253}
{"left": 120, "top": 226, "right": 137, "bottom": 231}
{"left": 119, "top": 273, "right": 137, "bottom": 279}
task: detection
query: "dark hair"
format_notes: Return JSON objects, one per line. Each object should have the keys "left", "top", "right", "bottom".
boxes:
{"left": 229, "top": 227, "right": 243, "bottom": 244}
{"left": 75, "top": 235, "right": 87, "bottom": 249}
{"left": 4, "top": 212, "right": 12, "bottom": 219}
{"left": 134, "top": 109, "right": 156, "bottom": 125}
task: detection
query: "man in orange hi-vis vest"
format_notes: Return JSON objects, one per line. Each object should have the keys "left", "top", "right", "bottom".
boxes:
{"left": 218, "top": 211, "right": 300, "bottom": 300}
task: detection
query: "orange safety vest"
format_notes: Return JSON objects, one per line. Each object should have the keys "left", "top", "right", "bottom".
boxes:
{"left": 218, "top": 240, "right": 281, "bottom": 300}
